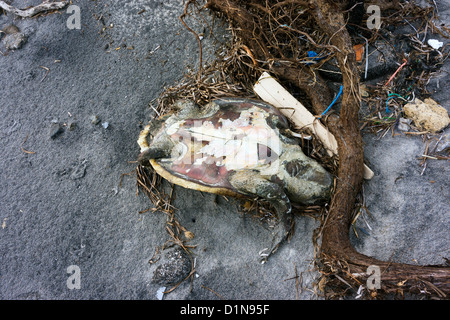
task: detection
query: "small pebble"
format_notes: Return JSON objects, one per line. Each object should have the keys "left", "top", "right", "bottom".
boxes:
{"left": 49, "top": 123, "right": 64, "bottom": 139}
{"left": 67, "top": 121, "right": 77, "bottom": 131}
{"left": 427, "top": 39, "right": 443, "bottom": 50}
{"left": 90, "top": 115, "right": 100, "bottom": 125}
{"left": 2, "top": 24, "right": 27, "bottom": 50}
{"left": 152, "top": 246, "right": 191, "bottom": 286}
{"left": 397, "top": 117, "right": 411, "bottom": 132}
{"left": 2, "top": 25, "right": 20, "bottom": 34}
{"left": 2, "top": 32, "right": 27, "bottom": 50}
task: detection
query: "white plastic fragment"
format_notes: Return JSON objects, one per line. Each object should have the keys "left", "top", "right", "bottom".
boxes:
{"left": 156, "top": 286, "right": 166, "bottom": 300}
{"left": 102, "top": 121, "right": 109, "bottom": 129}
{"left": 427, "top": 39, "right": 443, "bottom": 50}
{"left": 355, "top": 285, "right": 364, "bottom": 299}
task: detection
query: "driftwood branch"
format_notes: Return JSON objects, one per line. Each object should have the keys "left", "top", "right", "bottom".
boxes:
{"left": 0, "top": 0, "right": 69, "bottom": 17}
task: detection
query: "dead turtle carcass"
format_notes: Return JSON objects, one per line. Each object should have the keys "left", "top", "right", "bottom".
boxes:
{"left": 137, "top": 98, "right": 333, "bottom": 260}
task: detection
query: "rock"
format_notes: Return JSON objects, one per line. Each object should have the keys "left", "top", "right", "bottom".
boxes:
{"left": 151, "top": 246, "right": 192, "bottom": 286}
{"left": 2, "top": 25, "right": 20, "bottom": 34}
{"left": 3, "top": 32, "right": 27, "bottom": 50}
{"left": 67, "top": 121, "right": 77, "bottom": 131}
{"left": 397, "top": 117, "right": 412, "bottom": 132}
{"left": 430, "top": 128, "right": 450, "bottom": 153}
{"left": 49, "top": 123, "right": 64, "bottom": 139}
{"left": 89, "top": 115, "right": 101, "bottom": 125}
{"left": 1, "top": 25, "right": 27, "bottom": 50}
{"left": 403, "top": 98, "right": 450, "bottom": 133}
{"left": 155, "top": 286, "right": 166, "bottom": 300}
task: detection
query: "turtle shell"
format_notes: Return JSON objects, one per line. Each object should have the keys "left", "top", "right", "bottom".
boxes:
{"left": 150, "top": 98, "right": 290, "bottom": 196}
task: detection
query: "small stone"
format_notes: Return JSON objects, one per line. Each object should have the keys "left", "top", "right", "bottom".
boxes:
{"left": 397, "top": 117, "right": 412, "bottom": 132}
{"left": 3, "top": 25, "right": 19, "bottom": 34}
{"left": 359, "top": 84, "right": 369, "bottom": 97}
{"left": 90, "top": 115, "right": 101, "bottom": 125}
{"left": 152, "top": 246, "right": 191, "bottom": 286}
{"left": 403, "top": 98, "right": 450, "bottom": 133}
{"left": 2, "top": 32, "right": 27, "bottom": 50}
{"left": 430, "top": 129, "right": 450, "bottom": 153}
{"left": 67, "top": 121, "right": 77, "bottom": 131}
{"left": 2, "top": 25, "right": 27, "bottom": 50}
{"left": 49, "top": 123, "right": 64, "bottom": 139}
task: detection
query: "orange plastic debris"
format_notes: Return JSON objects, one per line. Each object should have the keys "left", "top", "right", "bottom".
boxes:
{"left": 353, "top": 44, "right": 364, "bottom": 62}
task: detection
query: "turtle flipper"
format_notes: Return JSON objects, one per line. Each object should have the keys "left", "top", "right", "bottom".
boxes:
{"left": 254, "top": 181, "right": 294, "bottom": 263}
{"left": 229, "top": 171, "right": 294, "bottom": 263}
{"left": 172, "top": 100, "right": 200, "bottom": 120}
{"left": 137, "top": 147, "right": 171, "bottom": 166}
{"left": 173, "top": 99, "right": 220, "bottom": 120}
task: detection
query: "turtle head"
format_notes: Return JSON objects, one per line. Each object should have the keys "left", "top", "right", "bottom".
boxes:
{"left": 137, "top": 117, "right": 174, "bottom": 167}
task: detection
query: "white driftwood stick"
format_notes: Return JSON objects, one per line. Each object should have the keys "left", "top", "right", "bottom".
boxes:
{"left": 253, "top": 72, "right": 374, "bottom": 180}
{"left": 0, "top": 1, "right": 69, "bottom": 18}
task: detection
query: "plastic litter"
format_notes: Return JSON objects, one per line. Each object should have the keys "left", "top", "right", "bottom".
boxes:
{"left": 427, "top": 39, "right": 443, "bottom": 50}
{"left": 318, "top": 85, "right": 343, "bottom": 119}
{"left": 306, "top": 50, "right": 326, "bottom": 65}
{"left": 156, "top": 286, "right": 166, "bottom": 300}
{"left": 385, "top": 93, "right": 407, "bottom": 113}
{"left": 384, "top": 58, "right": 408, "bottom": 87}
{"left": 353, "top": 44, "right": 364, "bottom": 62}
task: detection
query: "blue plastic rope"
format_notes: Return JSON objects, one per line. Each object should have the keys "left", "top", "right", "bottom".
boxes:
{"left": 319, "top": 85, "right": 343, "bottom": 119}
{"left": 385, "top": 96, "right": 395, "bottom": 113}
{"left": 306, "top": 50, "right": 327, "bottom": 65}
